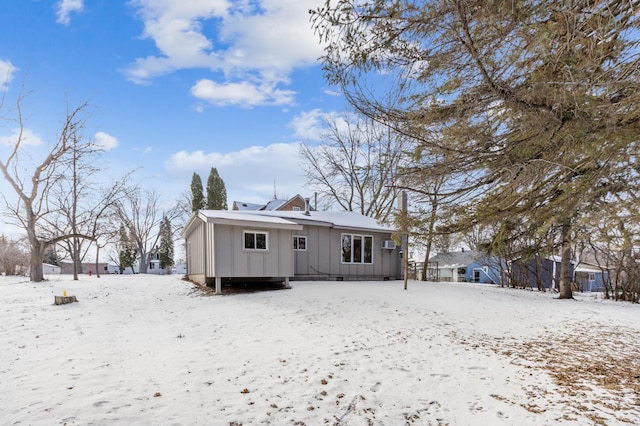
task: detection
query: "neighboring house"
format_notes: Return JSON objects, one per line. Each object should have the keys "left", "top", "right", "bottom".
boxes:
{"left": 511, "top": 256, "right": 565, "bottom": 290}
{"left": 232, "top": 194, "right": 313, "bottom": 212}
{"left": 173, "top": 262, "right": 187, "bottom": 275}
{"left": 148, "top": 248, "right": 171, "bottom": 275}
{"left": 59, "top": 261, "right": 109, "bottom": 275}
{"left": 182, "top": 208, "right": 403, "bottom": 293}
{"left": 106, "top": 264, "right": 121, "bottom": 274}
{"left": 232, "top": 201, "right": 264, "bottom": 211}
{"left": 513, "top": 256, "right": 608, "bottom": 292}
{"left": 574, "top": 264, "right": 608, "bottom": 292}
{"left": 428, "top": 250, "right": 501, "bottom": 284}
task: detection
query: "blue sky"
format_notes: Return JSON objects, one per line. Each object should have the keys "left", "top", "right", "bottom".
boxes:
{"left": 0, "top": 0, "right": 344, "bottom": 235}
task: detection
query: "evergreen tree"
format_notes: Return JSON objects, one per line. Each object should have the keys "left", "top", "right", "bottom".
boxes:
{"left": 312, "top": 0, "right": 640, "bottom": 299}
{"left": 190, "top": 172, "right": 205, "bottom": 212}
{"left": 42, "top": 244, "right": 59, "bottom": 266}
{"left": 118, "top": 224, "right": 137, "bottom": 274}
{"left": 158, "top": 216, "right": 174, "bottom": 271}
{"left": 206, "top": 167, "right": 228, "bottom": 210}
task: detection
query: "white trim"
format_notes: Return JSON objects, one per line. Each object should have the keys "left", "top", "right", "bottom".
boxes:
{"left": 293, "top": 235, "right": 307, "bottom": 251}
{"left": 243, "top": 230, "right": 269, "bottom": 251}
{"left": 340, "top": 233, "right": 374, "bottom": 264}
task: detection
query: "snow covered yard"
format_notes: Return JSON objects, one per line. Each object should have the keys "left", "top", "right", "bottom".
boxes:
{"left": 1, "top": 275, "right": 638, "bottom": 426}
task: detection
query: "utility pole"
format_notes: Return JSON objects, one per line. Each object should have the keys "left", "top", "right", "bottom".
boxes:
{"left": 398, "top": 191, "right": 409, "bottom": 290}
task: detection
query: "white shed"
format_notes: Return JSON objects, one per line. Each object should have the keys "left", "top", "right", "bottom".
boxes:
{"left": 42, "top": 263, "right": 61, "bottom": 275}
{"left": 182, "top": 210, "right": 303, "bottom": 293}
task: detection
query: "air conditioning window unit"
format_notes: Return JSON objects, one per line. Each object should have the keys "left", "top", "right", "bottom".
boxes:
{"left": 382, "top": 240, "right": 396, "bottom": 249}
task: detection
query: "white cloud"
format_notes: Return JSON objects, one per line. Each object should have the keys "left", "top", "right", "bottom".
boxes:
{"left": 126, "top": 0, "right": 325, "bottom": 106}
{"left": 93, "top": 131, "right": 119, "bottom": 151}
{"left": 133, "top": 146, "right": 153, "bottom": 155}
{"left": 164, "top": 142, "right": 308, "bottom": 202}
{"left": 56, "top": 0, "right": 84, "bottom": 25}
{"left": 289, "top": 109, "right": 340, "bottom": 141}
{"left": 219, "top": 0, "right": 322, "bottom": 71}
{"left": 0, "top": 59, "right": 18, "bottom": 90}
{"left": 0, "top": 128, "right": 44, "bottom": 147}
{"left": 190, "top": 78, "right": 295, "bottom": 107}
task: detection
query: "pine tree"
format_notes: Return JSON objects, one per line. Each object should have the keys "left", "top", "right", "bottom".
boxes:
{"left": 206, "top": 167, "right": 228, "bottom": 210}
{"left": 190, "top": 172, "right": 205, "bottom": 212}
{"left": 311, "top": 0, "right": 640, "bottom": 299}
{"left": 158, "top": 216, "right": 174, "bottom": 271}
{"left": 118, "top": 224, "right": 137, "bottom": 274}
{"left": 42, "top": 244, "right": 60, "bottom": 266}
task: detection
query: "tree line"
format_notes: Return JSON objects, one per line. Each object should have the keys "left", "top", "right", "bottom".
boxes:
{"left": 306, "top": 0, "right": 639, "bottom": 302}
{"left": 0, "top": 89, "right": 227, "bottom": 281}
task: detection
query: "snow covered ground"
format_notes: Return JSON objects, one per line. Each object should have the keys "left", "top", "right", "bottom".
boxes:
{"left": 1, "top": 274, "right": 638, "bottom": 425}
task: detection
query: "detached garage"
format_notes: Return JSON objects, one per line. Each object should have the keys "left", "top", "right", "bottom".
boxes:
{"left": 182, "top": 210, "right": 303, "bottom": 293}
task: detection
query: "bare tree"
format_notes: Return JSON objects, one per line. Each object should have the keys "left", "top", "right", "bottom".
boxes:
{"left": 0, "top": 234, "right": 28, "bottom": 275}
{"left": 115, "top": 189, "right": 181, "bottom": 274}
{"left": 300, "top": 110, "right": 408, "bottom": 222}
{"left": 46, "top": 160, "right": 132, "bottom": 280}
{"left": 0, "top": 91, "right": 97, "bottom": 281}
{"left": 312, "top": 0, "right": 640, "bottom": 299}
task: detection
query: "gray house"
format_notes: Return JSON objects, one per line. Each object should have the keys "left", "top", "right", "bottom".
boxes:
{"left": 182, "top": 209, "right": 402, "bottom": 293}
{"left": 182, "top": 211, "right": 303, "bottom": 293}
{"left": 244, "top": 210, "right": 402, "bottom": 282}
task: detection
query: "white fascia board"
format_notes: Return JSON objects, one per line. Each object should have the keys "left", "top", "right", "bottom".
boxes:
{"left": 208, "top": 217, "right": 303, "bottom": 231}
{"left": 332, "top": 224, "right": 396, "bottom": 233}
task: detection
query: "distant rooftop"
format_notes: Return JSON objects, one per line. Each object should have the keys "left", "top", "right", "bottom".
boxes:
{"left": 232, "top": 194, "right": 312, "bottom": 212}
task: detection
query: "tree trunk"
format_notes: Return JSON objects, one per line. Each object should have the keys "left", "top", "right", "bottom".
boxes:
{"left": 95, "top": 245, "right": 100, "bottom": 278}
{"left": 73, "top": 237, "right": 80, "bottom": 280}
{"left": 137, "top": 238, "right": 150, "bottom": 273}
{"left": 29, "top": 236, "right": 44, "bottom": 282}
{"left": 421, "top": 201, "right": 438, "bottom": 281}
{"left": 558, "top": 221, "right": 574, "bottom": 299}
{"left": 535, "top": 256, "right": 546, "bottom": 292}
{"left": 422, "top": 239, "right": 432, "bottom": 281}
{"left": 138, "top": 252, "right": 148, "bottom": 274}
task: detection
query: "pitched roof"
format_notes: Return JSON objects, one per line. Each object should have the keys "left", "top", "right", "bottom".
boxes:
{"left": 181, "top": 210, "right": 303, "bottom": 237}
{"left": 240, "top": 210, "right": 395, "bottom": 233}
{"left": 233, "top": 201, "right": 264, "bottom": 211}
{"left": 261, "top": 198, "right": 288, "bottom": 211}
{"left": 233, "top": 194, "right": 311, "bottom": 212}
{"left": 183, "top": 208, "right": 395, "bottom": 237}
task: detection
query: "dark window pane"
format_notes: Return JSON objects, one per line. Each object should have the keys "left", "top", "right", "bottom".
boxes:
{"left": 364, "top": 236, "right": 373, "bottom": 263}
{"left": 353, "top": 235, "right": 362, "bottom": 263}
{"left": 245, "top": 233, "right": 255, "bottom": 249}
{"left": 299, "top": 237, "right": 306, "bottom": 250}
{"left": 256, "top": 233, "right": 267, "bottom": 250}
{"left": 342, "top": 234, "right": 352, "bottom": 262}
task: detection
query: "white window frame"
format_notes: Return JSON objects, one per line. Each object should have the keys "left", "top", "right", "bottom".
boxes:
{"left": 293, "top": 235, "right": 307, "bottom": 251}
{"left": 341, "top": 233, "right": 374, "bottom": 264}
{"left": 243, "top": 230, "right": 269, "bottom": 251}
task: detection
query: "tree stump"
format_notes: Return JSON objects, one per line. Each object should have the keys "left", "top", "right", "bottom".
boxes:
{"left": 54, "top": 295, "right": 78, "bottom": 305}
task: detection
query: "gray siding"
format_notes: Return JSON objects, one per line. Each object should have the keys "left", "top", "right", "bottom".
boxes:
{"left": 185, "top": 220, "right": 205, "bottom": 284}
{"left": 214, "top": 225, "right": 295, "bottom": 278}
{"left": 294, "top": 226, "right": 401, "bottom": 280}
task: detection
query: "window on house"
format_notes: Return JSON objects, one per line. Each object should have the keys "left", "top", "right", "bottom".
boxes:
{"left": 293, "top": 236, "right": 307, "bottom": 251}
{"left": 292, "top": 206, "right": 301, "bottom": 211}
{"left": 244, "top": 230, "right": 268, "bottom": 251}
{"left": 341, "top": 234, "right": 373, "bottom": 264}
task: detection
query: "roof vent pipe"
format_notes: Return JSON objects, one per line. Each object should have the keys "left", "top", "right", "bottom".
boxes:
{"left": 304, "top": 198, "right": 311, "bottom": 216}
